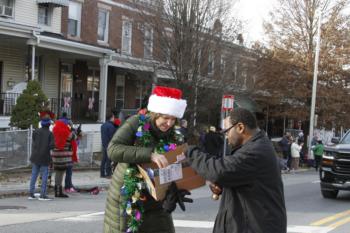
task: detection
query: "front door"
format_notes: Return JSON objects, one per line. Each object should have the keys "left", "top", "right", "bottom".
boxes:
{"left": 71, "top": 61, "right": 100, "bottom": 122}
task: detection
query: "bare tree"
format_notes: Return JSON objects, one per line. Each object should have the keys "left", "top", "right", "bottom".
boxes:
{"left": 257, "top": 0, "right": 350, "bottom": 128}
{"left": 132, "top": 0, "right": 241, "bottom": 127}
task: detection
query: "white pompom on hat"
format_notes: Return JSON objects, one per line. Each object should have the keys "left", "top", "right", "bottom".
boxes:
{"left": 147, "top": 86, "right": 187, "bottom": 118}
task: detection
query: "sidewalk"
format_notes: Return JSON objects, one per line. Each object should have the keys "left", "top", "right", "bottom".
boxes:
{"left": 0, "top": 168, "right": 111, "bottom": 198}
{"left": 0, "top": 166, "right": 313, "bottom": 198}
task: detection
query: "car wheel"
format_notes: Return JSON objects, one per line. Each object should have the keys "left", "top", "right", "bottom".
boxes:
{"left": 321, "top": 189, "right": 339, "bottom": 199}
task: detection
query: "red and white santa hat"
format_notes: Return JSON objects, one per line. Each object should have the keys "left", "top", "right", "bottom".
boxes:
{"left": 147, "top": 86, "right": 187, "bottom": 118}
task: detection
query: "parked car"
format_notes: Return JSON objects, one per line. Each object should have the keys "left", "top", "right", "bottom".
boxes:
{"left": 320, "top": 130, "right": 350, "bottom": 198}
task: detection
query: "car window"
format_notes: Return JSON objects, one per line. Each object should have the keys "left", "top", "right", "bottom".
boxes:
{"left": 341, "top": 132, "right": 350, "bottom": 144}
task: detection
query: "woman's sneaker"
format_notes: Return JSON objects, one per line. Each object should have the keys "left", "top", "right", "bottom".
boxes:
{"left": 38, "top": 195, "right": 53, "bottom": 201}
{"left": 65, "top": 187, "right": 77, "bottom": 193}
{"left": 28, "top": 194, "right": 36, "bottom": 200}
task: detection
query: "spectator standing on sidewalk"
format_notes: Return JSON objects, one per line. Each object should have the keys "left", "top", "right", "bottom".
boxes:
{"left": 279, "top": 132, "right": 292, "bottom": 169}
{"left": 28, "top": 116, "right": 55, "bottom": 201}
{"left": 290, "top": 137, "right": 303, "bottom": 171}
{"left": 100, "top": 110, "right": 119, "bottom": 178}
{"left": 52, "top": 118, "right": 76, "bottom": 198}
{"left": 313, "top": 140, "right": 324, "bottom": 171}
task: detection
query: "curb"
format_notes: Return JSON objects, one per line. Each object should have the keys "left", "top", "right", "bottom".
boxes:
{"left": 0, "top": 183, "right": 110, "bottom": 199}
{"left": 281, "top": 168, "right": 314, "bottom": 174}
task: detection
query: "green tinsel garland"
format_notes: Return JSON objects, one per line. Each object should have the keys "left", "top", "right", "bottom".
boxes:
{"left": 121, "top": 112, "right": 184, "bottom": 233}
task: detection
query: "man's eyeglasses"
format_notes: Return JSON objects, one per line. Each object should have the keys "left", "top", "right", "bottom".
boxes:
{"left": 221, "top": 122, "right": 238, "bottom": 134}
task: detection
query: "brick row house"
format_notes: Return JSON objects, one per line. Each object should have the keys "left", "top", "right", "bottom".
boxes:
{"left": 0, "top": 0, "right": 257, "bottom": 130}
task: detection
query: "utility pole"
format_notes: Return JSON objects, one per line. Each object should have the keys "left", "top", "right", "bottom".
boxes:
{"left": 308, "top": 11, "right": 322, "bottom": 157}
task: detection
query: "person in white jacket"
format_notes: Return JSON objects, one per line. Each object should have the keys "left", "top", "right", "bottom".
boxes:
{"left": 290, "top": 137, "right": 303, "bottom": 170}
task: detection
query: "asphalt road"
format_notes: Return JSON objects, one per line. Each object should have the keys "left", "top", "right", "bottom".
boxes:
{"left": 0, "top": 171, "right": 350, "bottom": 233}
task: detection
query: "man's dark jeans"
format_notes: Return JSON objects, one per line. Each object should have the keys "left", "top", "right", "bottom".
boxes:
{"left": 100, "top": 148, "right": 112, "bottom": 177}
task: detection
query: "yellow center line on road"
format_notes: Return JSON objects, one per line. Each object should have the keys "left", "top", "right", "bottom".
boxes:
{"left": 310, "top": 209, "right": 350, "bottom": 226}
{"left": 327, "top": 216, "right": 350, "bottom": 229}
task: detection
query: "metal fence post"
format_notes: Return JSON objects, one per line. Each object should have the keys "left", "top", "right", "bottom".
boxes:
{"left": 27, "top": 125, "right": 33, "bottom": 165}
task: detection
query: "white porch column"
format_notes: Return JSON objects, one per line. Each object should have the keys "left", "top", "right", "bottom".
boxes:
{"left": 31, "top": 45, "right": 36, "bottom": 81}
{"left": 99, "top": 57, "right": 109, "bottom": 122}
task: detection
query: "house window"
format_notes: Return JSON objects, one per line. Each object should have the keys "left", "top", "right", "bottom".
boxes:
{"left": 135, "top": 80, "right": 148, "bottom": 108}
{"left": 220, "top": 55, "right": 226, "bottom": 75}
{"left": 122, "top": 20, "right": 132, "bottom": 54}
{"left": 26, "top": 56, "right": 42, "bottom": 81}
{"left": 144, "top": 26, "right": 153, "bottom": 58}
{"left": 60, "top": 64, "right": 73, "bottom": 98}
{"left": 0, "top": 0, "right": 14, "bottom": 18}
{"left": 233, "top": 60, "right": 238, "bottom": 83}
{"left": 68, "top": 1, "right": 82, "bottom": 37}
{"left": 115, "top": 75, "right": 125, "bottom": 110}
{"left": 241, "top": 70, "right": 247, "bottom": 89}
{"left": 208, "top": 52, "right": 214, "bottom": 75}
{"left": 97, "top": 9, "right": 109, "bottom": 43}
{"left": 38, "top": 5, "right": 51, "bottom": 26}
{"left": 87, "top": 69, "right": 100, "bottom": 92}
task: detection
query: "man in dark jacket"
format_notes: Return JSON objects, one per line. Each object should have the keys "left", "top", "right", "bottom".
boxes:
{"left": 28, "top": 117, "right": 55, "bottom": 200}
{"left": 279, "top": 132, "right": 292, "bottom": 168}
{"left": 186, "top": 108, "right": 287, "bottom": 233}
{"left": 100, "top": 111, "right": 118, "bottom": 178}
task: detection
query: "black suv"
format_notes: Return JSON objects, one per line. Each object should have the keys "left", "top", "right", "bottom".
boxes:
{"left": 320, "top": 130, "right": 350, "bottom": 198}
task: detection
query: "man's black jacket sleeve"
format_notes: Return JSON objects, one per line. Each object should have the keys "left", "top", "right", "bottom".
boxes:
{"left": 186, "top": 146, "right": 258, "bottom": 188}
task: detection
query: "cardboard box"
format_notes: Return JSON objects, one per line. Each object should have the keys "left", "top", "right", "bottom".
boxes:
{"left": 138, "top": 144, "right": 205, "bottom": 201}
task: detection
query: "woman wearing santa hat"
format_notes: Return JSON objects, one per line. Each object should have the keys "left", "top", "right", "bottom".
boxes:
{"left": 103, "top": 86, "right": 192, "bottom": 233}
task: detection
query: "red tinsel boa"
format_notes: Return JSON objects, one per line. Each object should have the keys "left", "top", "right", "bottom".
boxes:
{"left": 52, "top": 121, "right": 70, "bottom": 150}
{"left": 71, "top": 139, "right": 79, "bottom": 162}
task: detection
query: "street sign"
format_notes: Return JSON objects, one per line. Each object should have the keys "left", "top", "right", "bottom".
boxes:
{"left": 222, "top": 95, "right": 234, "bottom": 111}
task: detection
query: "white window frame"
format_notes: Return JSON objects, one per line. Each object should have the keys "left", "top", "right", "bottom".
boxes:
{"left": 122, "top": 19, "right": 132, "bottom": 55}
{"left": 97, "top": 8, "right": 109, "bottom": 43}
{"left": 144, "top": 25, "right": 153, "bottom": 59}
{"left": 68, "top": 1, "right": 82, "bottom": 38}
{"left": 38, "top": 5, "right": 52, "bottom": 26}
{"left": 0, "top": 0, "right": 14, "bottom": 18}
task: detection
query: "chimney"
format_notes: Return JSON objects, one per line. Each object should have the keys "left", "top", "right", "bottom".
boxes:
{"left": 237, "top": 34, "right": 244, "bottom": 45}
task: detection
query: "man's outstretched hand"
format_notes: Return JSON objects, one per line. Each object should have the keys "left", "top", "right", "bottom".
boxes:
{"left": 162, "top": 182, "right": 193, "bottom": 213}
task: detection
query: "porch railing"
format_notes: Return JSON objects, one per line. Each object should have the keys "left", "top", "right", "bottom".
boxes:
{"left": 0, "top": 93, "right": 100, "bottom": 123}
{"left": 49, "top": 97, "right": 101, "bottom": 123}
{"left": 0, "top": 93, "right": 20, "bottom": 116}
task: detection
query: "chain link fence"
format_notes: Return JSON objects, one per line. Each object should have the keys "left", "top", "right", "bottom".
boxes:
{"left": 0, "top": 129, "right": 30, "bottom": 170}
{"left": 0, "top": 129, "right": 102, "bottom": 171}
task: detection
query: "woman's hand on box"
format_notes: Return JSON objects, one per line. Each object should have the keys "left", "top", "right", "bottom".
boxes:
{"left": 151, "top": 153, "right": 169, "bottom": 168}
